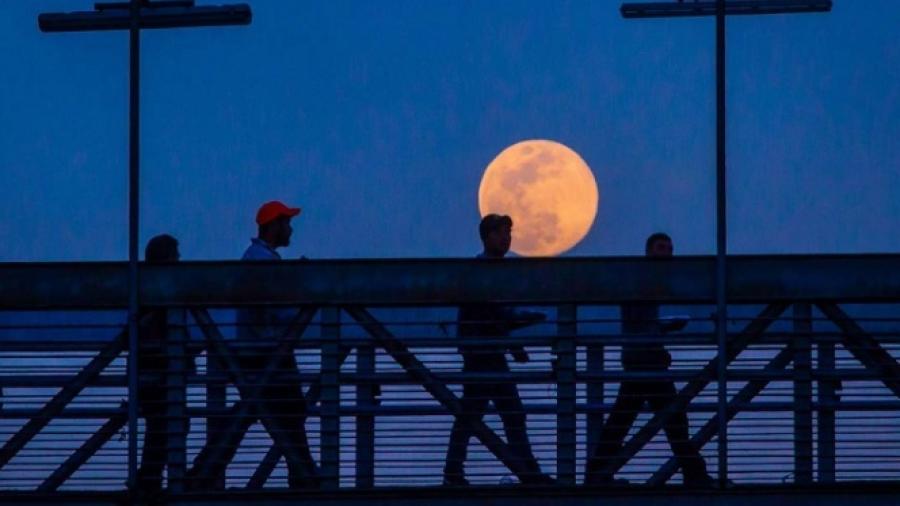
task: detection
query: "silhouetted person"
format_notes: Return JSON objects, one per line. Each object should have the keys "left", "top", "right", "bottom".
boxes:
{"left": 137, "top": 234, "right": 188, "bottom": 493}
{"left": 443, "top": 214, "right": 550, "bottom": 486}
{"left": 231, "top": 201, "right": 318, "bottom": 489}
{"left": 584, "top": 232, "right": 711, "bottom": 486}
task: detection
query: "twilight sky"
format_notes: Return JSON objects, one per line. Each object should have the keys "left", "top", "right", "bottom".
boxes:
{"left": 0, "top": 0, "right": 897, "bottom": 261}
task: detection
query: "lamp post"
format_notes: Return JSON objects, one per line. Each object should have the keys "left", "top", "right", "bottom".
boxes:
{"left": 618, "top": 0, "right": 831, "bottom": 486}
{"left": 38, "top": 0, "right": 251, "bottom": 492}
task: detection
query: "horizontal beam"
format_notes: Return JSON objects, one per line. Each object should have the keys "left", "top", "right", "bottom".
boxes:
{"left": 6, "top": 485, "right": 900, "bottom": 506}
{"left": 8, "top": 398, "right": 900, "bottom": 420}
{"left": 0, "top": 331, "right": 885, "bottom": 351}
{"left": 621, "top": 0, "right": 832, "bottom": 19}
{"left": 3, "top": 255, "right": 900, "bottom": 308}
{"left": 38, "top": 3, "right": 251, "bottom": 32}
{"left": 168, "top": 487, "right": 900, "bottom": 506}
{"left": 7, "top": 484, "right": 900, "bottom": 506}
{"left": 6, "top": 368, "right": 857, "bottom": 388}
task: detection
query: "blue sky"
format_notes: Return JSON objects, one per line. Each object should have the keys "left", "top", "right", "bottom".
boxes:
{"left": 0, "top": 0, "right": 897, "bottom": 261}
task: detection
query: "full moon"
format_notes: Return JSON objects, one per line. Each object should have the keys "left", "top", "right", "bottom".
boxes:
{"left": 478, "top": 140, "right": 599, "bottom": 257}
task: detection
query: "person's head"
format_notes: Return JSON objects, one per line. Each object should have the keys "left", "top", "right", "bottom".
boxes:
{"left": 479, "top": 214, "right": 513, "bottom": 257}
{"left": 645, "top": 232, "right": 673, "bottom": 258}
{"left": 256, "top": 201, "right": 301, "bottom": 248}
{"left": 145, "top": 234, "right": 180, "bottom": 264}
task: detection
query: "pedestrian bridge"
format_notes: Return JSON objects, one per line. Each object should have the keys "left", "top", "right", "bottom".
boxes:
{"left": 3, "top": 255, "right": 900, "bottom": 504}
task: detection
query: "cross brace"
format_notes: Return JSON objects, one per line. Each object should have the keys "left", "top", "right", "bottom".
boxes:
{"left": 0, "top": 316, "right": 148, "bottom": 470}
{"left": 598, "top": 303, "right": 790, "bottom": 477}
{"left": 344, "top": 306, "right": 544, "bottom": 482}
{"left": 186, "top": 307, "right": 319, "bottom": 487}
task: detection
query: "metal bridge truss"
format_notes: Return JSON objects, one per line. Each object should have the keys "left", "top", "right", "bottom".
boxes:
{"left": 3, "top": 255, "right": 900, "bottom": 504}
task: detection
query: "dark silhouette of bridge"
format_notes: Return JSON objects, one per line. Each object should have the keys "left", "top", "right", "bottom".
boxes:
{"left": 3, "top": 255, "right": 900, "bottom": 505}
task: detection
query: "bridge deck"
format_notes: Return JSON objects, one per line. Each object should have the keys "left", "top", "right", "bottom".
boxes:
{"left": 5, "top": 483, "right": 900, "bottom": 506}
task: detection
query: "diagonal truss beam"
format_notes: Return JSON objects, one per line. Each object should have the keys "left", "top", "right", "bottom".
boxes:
{"left": 0, "top": 321, "right": 138, "bottom": 470}
{"left": 187, "top": 307, "right": 319, "bottom": 484}
{"left": 246, "top": 445, "right": 282, "bottom": 490}
{"left": 38, "top": 404, "right": 128, "bottom": 492}
{"left": 648, "top": 345, "right": 795, "bottom": 485}
{"left": 817, "top": 302, "right": 900, "bottom": 398}
{"left": 344, "top": 306, "right": 541, "bottom": 482}
{"left": 246, "top": 345, "right": 355, "bottom": 489}
{"left": 598, "top": 302, "right": 790, "bottom": 477}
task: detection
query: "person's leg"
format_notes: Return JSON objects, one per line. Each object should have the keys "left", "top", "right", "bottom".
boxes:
{"left": 261, "top": 355, "right": 319, "bottom": 489}
{"left": 188, "top": 350, "right": 270, "bottom": 490}
{"left": 492, "top": 382, "right": 546, "bottom": 482}
{"left": 137, "top": 385, "right": 167, "bottom": 493}
{"left": 443, "top": 382, "right": 489, "bottom": 483}
{"left": 646, "top": 380, "right": 710, "bottom": 485}
{"left": 186, "top": 405, "right": 254, "bottom": 490}
{"left": 584, "top": 381, "right": 644, "bottom": 484}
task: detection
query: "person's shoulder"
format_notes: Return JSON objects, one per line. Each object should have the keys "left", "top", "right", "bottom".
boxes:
{"left": 240, "top": 243, "right": 260, "bottom": 260}
{"left": 242, "top": 240, "right": 278, "bottom": 260}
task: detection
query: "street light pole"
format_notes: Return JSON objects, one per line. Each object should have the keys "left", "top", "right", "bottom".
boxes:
{"left": 38, "top": 0, "right": 252, "bottom": 493}
{"left": 714, "top": 0, "right": 728, "bottom": 484}
{"left": 127, "top": 0, "right": 141, "bottom": 490}
{"left": 618, "top": 0, "right": 831, "bottom": 488}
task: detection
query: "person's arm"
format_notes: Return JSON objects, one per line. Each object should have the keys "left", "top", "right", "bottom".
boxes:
{"left": 499, "top": 307, "right": 546, "bottom": 362}
{"left": 500, "top": 307, "right": 546, "bottom": 331}
{"left": 658, "top": 315, "right": 689, "bottom": 333}
{"left": 268, "top": 307, "right": 303, "bottom": 335}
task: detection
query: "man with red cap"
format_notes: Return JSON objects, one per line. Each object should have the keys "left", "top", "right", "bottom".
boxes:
{"left": 242, "top": 200, "right": 301, "bottom": 261}
{"left": 245, "top": 200, "right": 318, "bottom": 486}
{"left": 226, "top": 201, "right": 319, "bottom": 488}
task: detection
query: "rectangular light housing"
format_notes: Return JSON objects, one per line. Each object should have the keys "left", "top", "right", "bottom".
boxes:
{"left": 621, "top": 0, "right": 832, "bottom": 19}
{"left": 39, "top": 3, "right": 251, "bottom": 32}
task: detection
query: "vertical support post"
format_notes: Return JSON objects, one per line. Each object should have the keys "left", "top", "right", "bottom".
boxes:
{"left": 125, "top": 0, "right": 141, "bottom": 492}
{"left": 714, "top": 0, "right": 729, "bottom": 487}
{"left": 555, "top": 304, "right": 577, "bottom": 485}
{"left": 165, "top": 308, "right": 189, "bottom": 492}
{"left": 355, "top": 343, "right": 376, "bottom": 488}
{"left": 320, "top": 307, "right": 342, "bottom": 489}
{"left": 817, "top": 326, "right": 837, "bottom": 483}
{"left": 585, "top": 340, "right": 604, "bottom": 459}
{"left": 205, "top": 354, "right": 227, "bottom": 490}
{"left": 792, "top": 303, "right": 813, "bottom": 484}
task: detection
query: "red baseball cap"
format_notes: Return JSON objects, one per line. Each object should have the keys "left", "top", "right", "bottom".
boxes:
{"left": 256, "top": 200, "right": 301, "bottom": 225}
